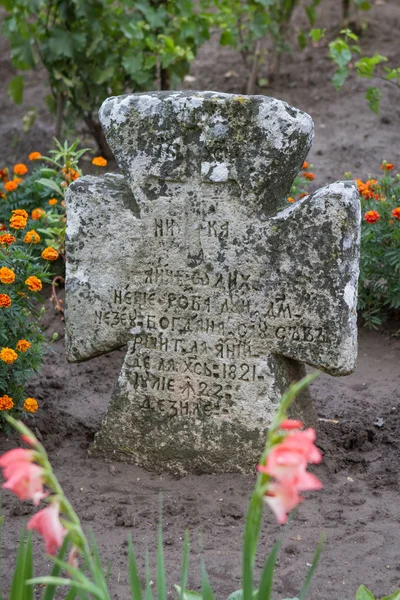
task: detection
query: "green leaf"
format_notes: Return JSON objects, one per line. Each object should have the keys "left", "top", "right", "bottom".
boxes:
{"left": 256, "top": 540, "right": 280, "bottom": 600}
{"left": 42, "top": 538, "right": 69, "bottom": 600}
{"left": 227, "top": 591, "right": 243, "bottom": 600}
{"left": 220, "top": 30, "right": 233, "bottom": 46}
{"left": 128, "top": 536, "right": 142, "bottom": 600}
{"left": 242, "top": 491, "right": 264, "bottom": 600}
{"left": 145, "top": 551, "right": 153, "bottom": 600}
{"left": 27, "top": 577, "right": 104, "bottom": 600}
{"left": 329, "top": 39, "right": 352, "bottom": 68}
{"left": 380, "top": 592, "right": 400, "bottom": 600}
{"left": 10, "top": 528, "right": 27, "bottom": 600}
{"left": 354, "top": 0, "right": 371, "bottom": 9}
{"left": 332, "top": 67, "right": 349, "bottom": 89}
{"left": 365, "top": 87, "right": 381, "bottom": 115}
{"left": 299, "top": 534, "right": 325, "bottom": 600}
{"left": 201, "top": 560, "right": 215, "bottom": 600}
{"left": 22, "top": 532, "right": 33, "bottom": 600}
{"left": 37, "top": 178, "right": 63, "bottom": 196}
{"left": 298, "top": 30, "right": 307, "bottom": 50}
{"left": 179, "top": 531, "right": 190, "bottom": 600}
{"left": 305, "top": 5, "right": 317, "bottom": 26}
{"left": 92, "top": 66, "right": 115, "bottom": 85}
{"left": 8, "top": 75, "right": 24, "bottom": 104}
{"left": 157, "top": 501, "right": 166, "bottom": 600}
{"left": 310, "top": 28, "right": 325, "bottom": 43}
{"left": 356, "top": 586, "right": 375, "bottom": 600}
{"left": 356, "top": 55, "right": 387, "bottom": 78}
{"left": 174, "top": 588, "right": 202, "bottom": 600}
{"left": 39, "top": 168, "right": 60, "bottom": 178}
{"left": 9, "top": 37, "right": 35, "bottom": 70}
{"left": 122, "top": 52, "right": 144, "bottom": 77}
{"left": 45, "top": 29, "right": 86, "bottom": 59}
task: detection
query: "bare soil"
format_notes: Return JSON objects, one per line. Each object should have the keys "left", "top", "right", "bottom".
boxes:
{"left": 0, "top": 1, "right": 400, "bottom": 598}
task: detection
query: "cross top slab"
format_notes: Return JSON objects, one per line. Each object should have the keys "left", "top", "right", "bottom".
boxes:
{"left": 66, "top": 92, "right": 360, "bottom": 473}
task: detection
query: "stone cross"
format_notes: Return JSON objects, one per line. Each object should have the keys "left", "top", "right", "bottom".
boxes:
{"left": 65, "top": 91, "right": 360, "bottom": 474}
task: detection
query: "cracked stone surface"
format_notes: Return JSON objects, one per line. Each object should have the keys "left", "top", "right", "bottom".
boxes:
{"left": 65, "top": 91, "right": 361, "bottom": 474}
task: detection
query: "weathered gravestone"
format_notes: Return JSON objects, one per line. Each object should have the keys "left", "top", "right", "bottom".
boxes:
{"left": 65, "top": 91, "right": 360, "bottom": 474}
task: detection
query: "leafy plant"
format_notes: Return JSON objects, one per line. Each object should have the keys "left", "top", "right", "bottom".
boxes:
{"left": 216, "top": 0, "right": 321, "bottom": 94}
{"left": 313, "top": 27, "right": 399, "bottom": 115}
{"left": 1, "top": 378, "right": 399, "bottom": 597}
{"left": 0, "top": 214, "right": 50, "bottom": 429}
{"left": 0, "top": 374, "right": 324, "bottom": 599}
{"left": 1, "top": 0, "right": 215, "bottom": 153}
{"left": 0, "top": 140, "right": 91, "bottom": 261}
{"left": 353, "top": 163, "right": 400, "bottom": 327}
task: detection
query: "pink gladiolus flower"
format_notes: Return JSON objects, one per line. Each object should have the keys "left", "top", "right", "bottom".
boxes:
{"left": 260, "top": 428, "right": 322, "bottom": 482}
{"left": 264, "top": 471, "right": 322, "bottom": 524}
{"left": 264, "top": 479, "right": 303, "bottom": 524}
{"left": 279, "top": 419, "right": 303, "bottom": 430}
{"left": 27, "top": 502, "right": 66, "bottom": 555}
{"left": 0, "top": 448, "right": 46, "bottom": 505}
{"left": 276, "top": 428, "right": 322, "bottom": 464}
{"left": 258, "top": 426, "right": 323, "bottom": 524}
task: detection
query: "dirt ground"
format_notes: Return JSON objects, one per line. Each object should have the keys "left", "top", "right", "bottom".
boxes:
{"left": 0, "top": 1, "right": 400, "bottom": 598}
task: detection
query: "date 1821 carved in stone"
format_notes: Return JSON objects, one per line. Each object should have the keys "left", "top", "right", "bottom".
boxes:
{"left": 65, "top": 91, "right": 360, "bottom": 474}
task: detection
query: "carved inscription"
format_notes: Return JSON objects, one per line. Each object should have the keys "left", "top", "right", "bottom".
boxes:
{"left": 92, "top": 212, "right": 330, "bottom": 419}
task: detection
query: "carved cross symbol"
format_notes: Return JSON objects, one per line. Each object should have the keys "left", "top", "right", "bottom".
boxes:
{"left": 66, "top": 92, "right": 360, "bottom": 474}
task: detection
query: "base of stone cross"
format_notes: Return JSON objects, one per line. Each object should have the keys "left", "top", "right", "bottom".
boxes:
{"left": 91, "top": 357, "right": 316, "bottom": 475}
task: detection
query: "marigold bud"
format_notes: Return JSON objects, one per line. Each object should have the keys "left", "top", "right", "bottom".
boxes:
{"left": 24, "top": 398, "right": 38, "bottom": 413}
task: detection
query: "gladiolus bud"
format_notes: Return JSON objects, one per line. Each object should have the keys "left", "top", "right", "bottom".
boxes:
{"left": 27, "top": 501, "right": 66, "bottom": 555}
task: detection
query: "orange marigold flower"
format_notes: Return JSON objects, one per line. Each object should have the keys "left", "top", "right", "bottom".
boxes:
{"left": 31, "top": 208, "right": 46, "bottom": 220}
{"left": 13, "top": 177, "right": 23, "bottom": 185}
{"left": 302, "top": 161, "right": 309, "bottom": 170}
{"left": 0, "top": 347, "right": 18, "bottom": 364}
{"left": 381, "top": 162, "right": 394, "bottom": 171}
{"left": 0, "top": 223, "right": 6, "bottom": 231}
{"left": 0, "top": 169, "right": 8, "bottom": 182}
{"left": 4, "top": 180, "right": 18, "bottom": 193}
{"left": 28, "top": 152, "right": 42, "bottom": 161}
{"left": 392, "top": 207, "right": 400, "bottom": 220}
{"left": 0, "top": 267, "right": 15, "bottom": 284}
{"left": 356, "top": 178, "right": 379, "bottom": 200}
{"left": 0, "top": 395, "right": 13, "bottom": 411}
{"left": 48, "top": 198, "right": 58, "bottom": 206}
{"left": 24, "top": 397, "right": 38, "bottom": 413}
{"left": 9, "top": 215, "right": 27, "bottom": 230}
{"left": 92, "top": 156, "right": 107, "bottom": 167}
{"left": 288, "top": 197, "right": 295, "bottom": 203}
{"left": 364, "top": 210, "right": 380, "bottom": 224}
{"left": 0, "top": 294, "right": 11, "bottom": 308}
{"left": 13, "top": 163, "right": 28, "bottom": 176}
{"left": 24, "top": 230, "right": 41, "bottom": 244}
{"left": 62, "top": 167, "right": 80, "bottom": 181}
{"left": 12, "top": 209, "right": 28, "bottom": 219}
{"left": 0, "top": 234, "right": 16, "bottom": 245}
{"left": 302, "top": 172, "right": 315, "bottom": 181}
{"left": 16, "top": 339, "right": 31, "bottom": 353}
{"left": 41, "top": 247, "right": 59, "bottom": 261}
{"left": 25, "top": 276, "right": 42, "bottom": 292}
